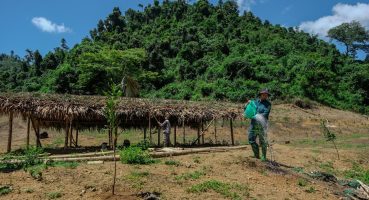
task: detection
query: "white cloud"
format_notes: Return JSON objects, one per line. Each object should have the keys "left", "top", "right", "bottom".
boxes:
{"left": 237, "top": 0, "right": 267, "bottom": 12}
{"left": 299, "top": 3, "right": 369, "bottom": 37}
{"left": 237, "top": 0, "right": 255, "bottom": 12}
{"left": 31, "top": 17, "right": 71, "bottom": 33}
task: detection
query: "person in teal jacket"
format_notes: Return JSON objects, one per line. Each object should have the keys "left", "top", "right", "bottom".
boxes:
{"left": 245, "top": 89, "right": 271, "bottom": 161}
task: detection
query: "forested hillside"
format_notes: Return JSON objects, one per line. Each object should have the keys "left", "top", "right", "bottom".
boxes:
{"left": 0, "top": 0, "right": 368, "bottom": 114}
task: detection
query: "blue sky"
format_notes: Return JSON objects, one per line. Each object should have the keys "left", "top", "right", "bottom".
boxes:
{"left": 1, "top": 0, "right": 368, "bottom": 57}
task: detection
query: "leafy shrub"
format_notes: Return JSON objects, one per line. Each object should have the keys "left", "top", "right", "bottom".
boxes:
{"left": 0, "top": 186, "right": 12, "bottom": 196}
{"left": 47, "top": 191, "right": 62, "bottom": 199}
{"left": 120, "top": 147, "right": 155, "bottom": 164}
{"left": 344, "top": 164, "right": 369, "bottom": 184}
{"left": 164, "top": 160, "right": 181, "bottom": 166}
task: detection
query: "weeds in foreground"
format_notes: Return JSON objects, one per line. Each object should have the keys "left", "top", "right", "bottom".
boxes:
{"left": 0, "top": 186, "right": 12, "bottom": 196}
{"left": 47, "top": 191, "right": 62, "bottom": 199}
{"left": 175, "top": 170, "right": 205, "bottom": 181}
{"left": 297, "top": 178, "right": 308, "bottom": 187}
{"left": 187, "top": 180, "right": 249, "bottom": 200}
{"left": 125, "top": 170, "right": 150, "bottom": 189}
{"left": 120, "top": 146, "right": 156, "bottom": 164}
{"left": 164, "top": 160, "right": 181, "bottom": 166}
{"left": 344, "top": 163, "right": 369, "bottom": 184}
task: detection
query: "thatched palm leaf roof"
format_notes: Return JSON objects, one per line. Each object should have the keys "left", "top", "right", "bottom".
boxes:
{"left": 0, "top": 93, "right": 243, "bottom": 129}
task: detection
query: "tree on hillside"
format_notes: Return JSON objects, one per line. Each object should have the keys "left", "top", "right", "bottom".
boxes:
{"left": 328, "top": 21, "right": 369, "bottom": 58}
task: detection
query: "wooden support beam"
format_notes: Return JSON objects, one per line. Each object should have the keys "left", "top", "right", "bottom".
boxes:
{"left": 7, "top": 112, "right": 13, "bottom": 153}
{"left": 214, "top": 119, "right": 217, "bottom": 144}
{"left": 149, "top": 114, "right": 152, "bottom": 145}
{"left": 174, "top": 125, "right": 177, "bottom": 147}
{"left": 158, "top": 127, "right": 161, "bottom": 147}
{"left": 143, "top": 127, "right": 147, "bottom": 141}
{"left": 182, "top": 118, "right": 186, "bottom": 145}
{"left": 230, "top": 118, "right": 234, "bottom": 146}
{"left": 75, "top": 128, "right": 79, "bottom": 147}
{"left": 26, "top": 116, "right": 30, "bottom": 149}
{"left": 31, "top": 117, "right": 42, "bottom": 147}
{"left": 69, "top": 121, "right": 73, "bottom": 147}
{"left": 64, "top": 120, "right": 69, "bottom": 148}
{"left": 201, "top": 121, "right": 204, "bottom": 144}
{"left": 197, "top": 125, "right": 200, "bottom": 145}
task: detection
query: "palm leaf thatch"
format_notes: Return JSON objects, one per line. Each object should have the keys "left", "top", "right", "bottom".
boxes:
{"left": 0, "top": 93, "right": 243, "bottom": 130}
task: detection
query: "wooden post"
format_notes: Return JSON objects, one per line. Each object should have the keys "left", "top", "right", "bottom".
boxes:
{"left": 31, "top": 117, "right": 41, "bottom": 147}
{"left": 149, "top": 114, "right": 152, "bottom": 144}
{"left": 182, "top": 118, "right": 186, "bottom": 145}
{"left": 34, "top": 119, "right": 42, "bottom": 147}
{"left": 75, "top": 128, "right": 79, "bottom": 147}
{"left": 230, "top": 118, "right": 234, "bottom": 146}
{"left": 7, "top": 112, "right": 13, "bottom": 153}
{"left": 201, "top": 121, "right": 204, "bottom": 144}
{"left": 158, "top": 127, "right": 161, "bottom": 147}
{"left": 197, "top": 125, "right": 200, "bottom": 145}
{"left": 64, "top": 120, "right": 69, "bottom": 148}
{"left": 69, "top": 121, "right": 73, "bottom": 147}
{"left": 26, "top": 116, "right": 30, "bottom": 149}
{"left": 214, "top": 119, "right": 217, "bottom": 144}
{"left": 174, "top": 125, "right": 177, "bottom": 147}
{"left": 144, "top": 127, "right": 147, "bottom": 141}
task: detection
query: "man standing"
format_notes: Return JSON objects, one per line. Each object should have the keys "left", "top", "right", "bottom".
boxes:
{"left": 158, "top": 115, "right": 171, "bottom": 147}
{"left": 245, "top": 89, "right": 271, "bottom": 161}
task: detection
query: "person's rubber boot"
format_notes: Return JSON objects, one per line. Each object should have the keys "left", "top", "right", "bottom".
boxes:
{"left": 261, "top": 145, "right": 267, "bottom": 162}
{"left": 251, "top": 144, "right": 260, "bottom": 159}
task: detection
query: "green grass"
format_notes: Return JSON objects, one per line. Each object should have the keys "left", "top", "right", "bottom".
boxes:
{"left": 0, "top": 186, "right": 12, "bottom": 196}
{"left": 305, "top": 186, "right": 316, "bottom": 193}
{"left": 164, "top": 160, "right": 181, "bottom": 166}
{"left": 26, "top": 164, "right": 47, "bottom": 181}
{"left": 319, "top": 161, "right": 337, "bottom": 175}
{"left": 297, "top": 178, "right": 308, "bottom": 187}
{"left": 344, "top": 163, "right": 369, "bottom": 184}
{"left": 125, "top": 170, "right": 150, "bottom": 189}
{"left": 47, "top": 191, "right": 62, "bottom": 199}
{"left": 175, "top": 170, "right": 205, "bottom": 181}
{"left": 187, "top": 180, "right": 249, "bottom": 200}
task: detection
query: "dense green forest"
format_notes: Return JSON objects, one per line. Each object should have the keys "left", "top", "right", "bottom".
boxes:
{"left": 1, "top": 0, "right": 368, "bottom": 114}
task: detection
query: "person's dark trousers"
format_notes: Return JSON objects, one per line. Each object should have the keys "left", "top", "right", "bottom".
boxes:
{"left": 164, "top": 132, "right": 170, "bottom": 147}
{"left": 248, "top": 120, "right": 267, "bottom": 159}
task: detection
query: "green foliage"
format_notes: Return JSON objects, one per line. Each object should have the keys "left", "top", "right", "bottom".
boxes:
{"left": 344, "top": 163, "right": 369, "bottom": 184}
{"left": 26, "top": 164, "right": 47, "bottom": 181}
{"left": 0, "top": 186, "right": 12, "bottom": 196}
{"left": 164, "top": 160, "right": 181, "bottom": 166}
{"left": 175, "top": 170, "right": 205, "bottom": 181}
{"left": 119, "top": 146, "right": 155, "bottom": 164}
{"left": 47, "top": 191, "right": 63, "bottom": 199}
{"left": 297, "top": 178, "right": 308, "bottom": 187}
{"left": 187, "top": 180, "right": 249, "bottom": 200}
{"left": 328, "top": 21, "right": 369, "bottom": 58}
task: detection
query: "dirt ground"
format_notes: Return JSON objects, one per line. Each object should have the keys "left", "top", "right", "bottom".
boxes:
{"left": 0, "top": 104, "right": 368, "bottom": 199}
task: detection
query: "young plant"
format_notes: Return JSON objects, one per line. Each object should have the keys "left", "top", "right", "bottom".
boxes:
{"left": 320, "top": 120, "right": 340, "bottom": 159}
{"left": 104, "top": 83, "right": 122, "bottom": 195}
